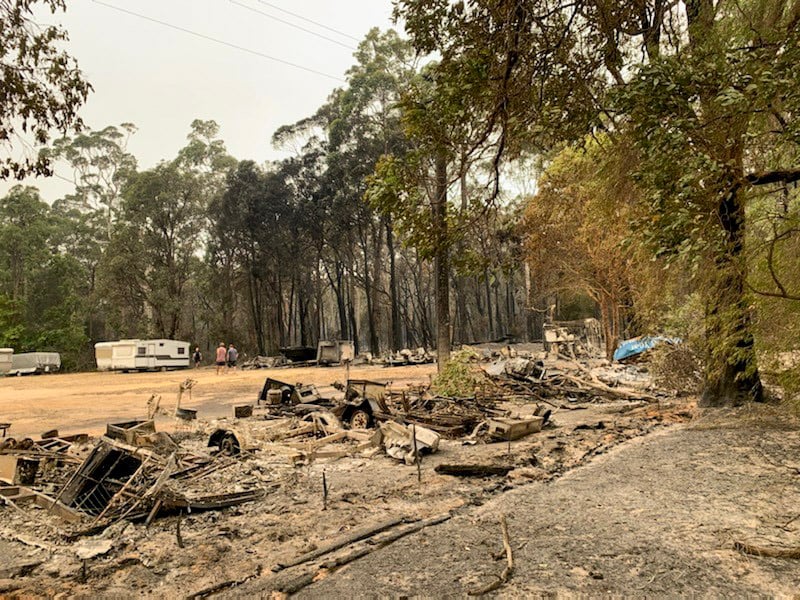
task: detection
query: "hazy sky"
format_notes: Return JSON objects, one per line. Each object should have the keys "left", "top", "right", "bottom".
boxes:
{"left": 2, "top": 0, "right": 397, "bottom": 201}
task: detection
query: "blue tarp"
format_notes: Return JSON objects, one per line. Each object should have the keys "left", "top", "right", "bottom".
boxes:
{"left": 613, "top": 336, "right": 680, "bottom": 362}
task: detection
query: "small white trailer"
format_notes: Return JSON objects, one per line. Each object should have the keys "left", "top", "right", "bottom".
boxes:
{"left": 0, "top": 348, "right": 13, "bottom": 375}
{"left": 107, "top": 339, "right": 190, "bottom": 372}
{"left": 8, "top": 352, "right": 61, "bottom": 376}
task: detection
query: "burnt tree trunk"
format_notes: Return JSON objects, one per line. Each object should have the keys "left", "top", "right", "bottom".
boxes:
{"left": 433, "top": 152, "right": 451, "bottom": 370}
{"left": 700, "top": 185, "right": 763, "bottom": 406}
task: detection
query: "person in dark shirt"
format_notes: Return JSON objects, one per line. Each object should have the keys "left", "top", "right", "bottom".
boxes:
{"left": 226, "top": 344, "right": 238, "bottom": 372}
{"left": 192, "top": 347, "right": 202, "bottom": 368}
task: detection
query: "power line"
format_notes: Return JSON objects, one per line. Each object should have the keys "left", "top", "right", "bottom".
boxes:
{"left": 229, "top": 0, "right": 356, "bottom": 51}
{"left": 256, "top": 0, "right": 361, "bottom": 42}
{"left": 91, "top": 0, "right": 345, "bottom": 82}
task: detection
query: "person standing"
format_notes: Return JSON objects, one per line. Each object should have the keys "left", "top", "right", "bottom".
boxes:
{"left": 227, "top": 344, "right": 238, "bottom": 372}
{"left": 215, "top": 342, "right": 227, "bottom": 375}
{"left": 192, "top": 347, "right": 202, "bottom": 368}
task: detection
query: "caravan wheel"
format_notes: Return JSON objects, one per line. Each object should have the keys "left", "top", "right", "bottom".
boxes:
{"left": 348, "top": 409, "right": 372, "bottom": 429}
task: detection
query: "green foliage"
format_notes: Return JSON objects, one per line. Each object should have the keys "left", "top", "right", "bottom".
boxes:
{"left": 394, "top": 0, "right": 800, "bottom": 401}
{"left": 0, "top": 186, "right": 93, "bottom": 367}
{"left": 0, "top": 0, "right": 92, "bottom": 179}
{"left": 0, "top": 294, "right": 24, "bottom": 348}
{"left": 47, "top": 124, "right": 138, "bottom": 237}
{"left": 100, "top": 162, "right": 205, "bottom": 339}
{"left": 431, "top": 347, "right": 489, "bottom": 397}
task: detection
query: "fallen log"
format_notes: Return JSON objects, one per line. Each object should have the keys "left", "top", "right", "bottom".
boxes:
{"left": 435, "top": 464, "right": 514, "bottom": 477}
{"left": 272, "top": 513, "right": 452, "bottom": 594}
{"left": 272, "top": 516, "right": 409, "bottom": 572}
{"left": 562, "top": 364, "right": 658, "bottom": 402}
{"left": 733, "top": 541, "right": 800, "bottom": 559}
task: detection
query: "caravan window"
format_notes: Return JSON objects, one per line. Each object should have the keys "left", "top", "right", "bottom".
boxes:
{"left": 177, "top": 347, "right": 186, "bottom": 354}
{"left": 159, "top": 342, "right": 164, "bottom": 346}
{"left": 137, "top": 347, "right": 146, "bottom": 356}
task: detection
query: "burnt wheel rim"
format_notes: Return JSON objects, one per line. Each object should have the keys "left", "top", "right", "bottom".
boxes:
{"left": 349, "top": 410, "right": 370, "bottom": 429}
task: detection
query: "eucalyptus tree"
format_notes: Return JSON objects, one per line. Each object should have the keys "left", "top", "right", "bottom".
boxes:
{"left": 273, "top": 29, "right": 418, "bottom": 354}
{"left": 209, "top": 160, "right": 292, "bottom": 355}
{"left": 366, "top": 57, "right": 501, "bottom": 368}
{"left": 174, "top": 119, "right": 237, "bottom": 347}
{"left": 0, "top": 185, "right": 89, "bottom": 365}
{"left": 327, "top": 28, "right": 417, "bottom": 353}
{"left": 101, "top": 163, "right": 205, "bottom": 339}
{"left": 48, "top": 124, "right": 138, "bottom": 239}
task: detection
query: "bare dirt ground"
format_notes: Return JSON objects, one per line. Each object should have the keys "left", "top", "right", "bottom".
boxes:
{"left": 291, "top": 410, "right": 800, "bottom": 599}
{"left": 0, "top": 364, "right": 434, "bottom": 439}
{"left": 1, "top": 367, "right": 799, "bottom": 599}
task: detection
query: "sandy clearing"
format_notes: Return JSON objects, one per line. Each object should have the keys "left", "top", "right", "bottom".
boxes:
{"left": 0, "top": 364, "right": 436, "bottom": 439}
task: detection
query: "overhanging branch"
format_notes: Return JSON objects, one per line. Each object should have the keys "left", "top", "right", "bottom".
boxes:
{"left": 745, "top": 168, "right": 800, "bottom": 186}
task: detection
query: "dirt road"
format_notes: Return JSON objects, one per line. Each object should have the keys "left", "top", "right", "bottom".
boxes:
{"left": 277, "top": 420, "right": 800, "bottom": 598}
{"left": 0, "top": 364, "right": 435, "bottom": 439}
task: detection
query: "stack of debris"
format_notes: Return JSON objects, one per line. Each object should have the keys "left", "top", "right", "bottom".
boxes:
{"left": 381, "top": 348, "right": 435, "bottom": 367}
{"left": 240, "top": 355, "right": 288, "bottom": 370}
{"left": 225, "top": 373, "right": 552, "bottom": 452}
{"left": 482, "top": 356, "right": 659, "bottom": 405}
{"left": 1, "top": 422, "right": 269, "bottom": 534}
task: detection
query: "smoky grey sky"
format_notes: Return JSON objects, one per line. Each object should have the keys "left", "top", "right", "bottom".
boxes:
{"left": 2, "top": 0, "right": 396, "bottom": 201}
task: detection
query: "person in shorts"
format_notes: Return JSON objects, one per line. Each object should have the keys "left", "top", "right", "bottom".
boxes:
{"left": 226, "top": 344, "right": 238, "bottom": 371}
{"left": 192, "top": 347, "right": 202, "bottom": 368}
{"left": 215, "top": 342, "right": 227, "bottom": 375}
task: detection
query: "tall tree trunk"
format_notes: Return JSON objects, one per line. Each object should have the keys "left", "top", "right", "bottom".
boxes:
{"left": 361, "top": 231, "right": 379, "bottom": 355}
{"left": 454, "top": 275, "right": 469, "bottom": 344}
{"left": 433, "top": 152, "right": 451, "bottom": 370}
{"left": 700, "top": 185, "right": 762, "bottom": 405}
{"left": 506, "top": 276, "right": 516, "bottom": 338}
{"left": 248, "top": 271, "right": 266, "bottom": 355}
{"left": 524, "top": 262, "right": 534, "bottom": 341}
{"left": 298, "top": 284, "right": 309, "bottom": 347}
{"left": 287, "top": 276, "right": 295, "bottom": 345}
{"left": 493, "top": 280, "right": 503, "bottom": 339}
{"left": 684, "top": 0, "right": 762, "bottom": 406}
{"left": 484, "top": 271, "right": 494, "bottom": 340}
{"left": 275, "top": 275, "right": 286, "bottom": 349}
{"left": 347, "top": 269, "right": 359, "bottom": 355}
{"left": 325, "top": 261, "right": 348, "bottom": 339}
{"left": 386, "top": 217, "right": 402, "bottom": 351}
{"left": 369, "top": 221, "right": 383, "bottom": 355}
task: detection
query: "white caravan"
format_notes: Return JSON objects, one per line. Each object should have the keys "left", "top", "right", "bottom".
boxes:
{"left": 107, "top": 339, "right": 190, "bottom": 372}
{"left": 8, "top": 352, "right": 61, "bottom": 375}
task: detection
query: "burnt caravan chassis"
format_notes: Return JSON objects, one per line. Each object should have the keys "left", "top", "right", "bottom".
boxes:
{"left": 257, "top": 377, "right": 388, "bottom": 429}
